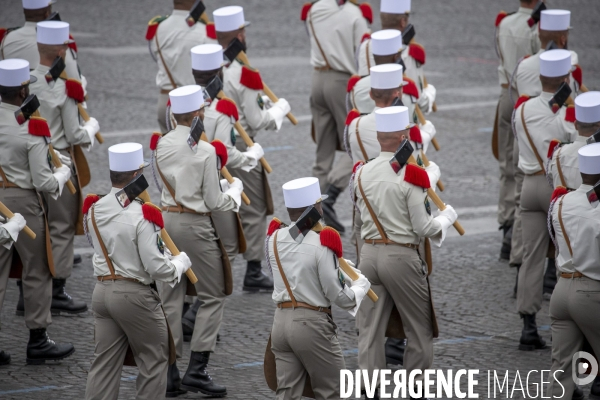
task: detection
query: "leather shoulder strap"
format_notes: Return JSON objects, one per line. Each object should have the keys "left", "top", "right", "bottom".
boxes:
{"left": 520, "top": 103, "right": 546, "bottom": 173}
{"left": 91, "top": 207, "right": 117, "bottom": 278}
{"left": 365, "top": 40, "right": 371, "bottom": 71}
{"left": 558, "top": 196, "right": 573, "bottom": 257}
{"left": 154, "top": 33, "right": 177, "bottom": 90}
{"left": 0, "top": 165, "right": 18, "bottom": 188}
{"left": 354, "top": 117, "right": 369, "bottom": 161}
{"left": 555, "top": 147, "right": 567, "bottom": 188}
{"left": 357, "top": 167, "right": 391, "bottom": 243}
{"left": 155, "top": 159, "right": 183, "bottom": 212}
{"left": 307, "top": 11, "right": 331, "bottom": 70}
{"left": 273, "top": 231, "right": 297, "bottom": 306}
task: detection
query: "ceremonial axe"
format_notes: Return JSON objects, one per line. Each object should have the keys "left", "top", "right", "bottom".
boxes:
{"left": 413, "top": 101, "right": 440, "bottom": 151}
{"left": 0, "top": 202, "right": 36, "bottom": 239}
{"left": 186, "top": 0, "right": 210, "bottom": 26}
{"left": 586, "top": 128, "right": 600, "bottom": 145}
{"left": 402, "top": 24, "right": 438, "bottom": 114}
{"left": 224, "top": 38, "right": 298, "bottom": 125}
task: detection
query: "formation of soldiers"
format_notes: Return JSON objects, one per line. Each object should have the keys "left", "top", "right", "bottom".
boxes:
{"left": 0, "top": 0, "right": 598, "bottom": 399}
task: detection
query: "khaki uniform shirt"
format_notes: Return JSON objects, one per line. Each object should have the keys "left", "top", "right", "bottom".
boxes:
{"left": 30, "top": 64, "right": 91, "bottom": 150}
{"left": 514, "top": 49, "right": 580, "bottom": 97}
{"left": 549, "top": 135, "right": 586, "bottom": 190}
{"left": 353, "top": 152, "right": 442, "bottom": 244}
{"left": 514, "top": 92, "right": 576, "bottom": 175}
{"left": 87, "top": 188, "right": 179, "bottom": 284}
{"left": 1, "top": 21, "right": 80, "bottom": 79}
{"left": 223, "top": 59, "right": 276, "bottom": 138}
{"left": 552, "top": 185, "right": 600, "bottom": 281}
{"left": 203, "top": 99, "right": 253, "bottom": 170}
{"left": 348, "top": 108, "right": 379, "bottom": 163}
{"left": 156, "top": 124, "right": 237, "bottom": 213}
{"left": 268, "top": 227, "right": 356, "bottom": 309}
{"left": 0, "top": 103, "right": 58, "bottom": 194}
{"left": 496, "top": 8, "right": 540, "bottom": 87}
{"left": 348, "top": 74, "right": 417, "bottom": 119}
{"left": 150, "top": 10, "right": 214, "bottom": 91}
{"left": 307, "top": 0, "right": 368, "bottom": 75}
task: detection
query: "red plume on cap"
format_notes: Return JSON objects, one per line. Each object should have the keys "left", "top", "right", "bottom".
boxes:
{"left": 267, "top": 217, "right": 282, "bottom": 236}
{"left": 572, "top": 65, "right": 583, "bottom": 87}
{"left": 300, "top": 3, "right": 312, "bottom": 21}
{"left": 345, "top": 109, "right": 360, "bottom": 126}
{"left": 361, "top": 32, "right": 371, "bottom": 43}
{"left": 240, "top": 66, "right": 264, "bottom": 91}
{"left": 359, "top": 3, "right": 373, "bottom": 24}
{"left": 404, "top": 163, "right": 431, "bottom": 189}
{"left": 565, "top": 106, "right": 576, "bottom": 123}
{"left": 409, "top": 125, "right": 422, "bottom": 143}
{"left": 352, "top": 161, "right": 364, "bottom": 174}
{"left": 320, "top": 226, "right": 343, "bottom": 258}
{"left": 149, "top": 132, "right": 162, "bottom": 151}
{"left": 547, "top": 139, "right": 561, "bottom": 159}
{"left": 495, "top": 11, "right": 507, "bottom": 27}
{"left": 68, "top": 34, "right": 78, "bottom": 52}
{"left": 215, "top": 98, "right": 239, "bottom": 121}
{"left": 65, "top": 79, "right": 85, "bottom": 103}
{"left": 551, "top": 186, "right": 569, "bottom": 203}
{"left": 347, "top": 75, "right": 361, "bottom": 93}
{"left": 28, "top": 116, "right": 51, "bottom": 137}
{"left": 514, "top": 95, "right": 530, "bottom": 110}
{"left": 206, "top": 22, "right": 216, "bottom": 40}
{"left": 211, "top": 140, "right": 228, "bottom": 168}
{"left": 142, "top": 203, "right": 164, "bottom": 229}
{"left": 402, "top": 78, "right": 419, "bottom": 99}
{"left": 408, "top": 43, "right": 426, "bottom": 65}
{"left": 82, "top": 194, "right": 100, "bottom": 215}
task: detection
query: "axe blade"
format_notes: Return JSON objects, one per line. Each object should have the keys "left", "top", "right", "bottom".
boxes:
{"left": 115, "top": 174, "right": 150, "bottom": 209}
{"left": 14, "top": 94, "right": 40, "bottom": 124}
{"left": 45, "top": 56, "right": 66, "bottom": 84}
{"left": 389, "top": 139, "right": 414, "bottom": 174}
{"left": 288, "top": 206, "right": 322, "bottom": 244}
{"left": 186, "top": 0, "right": 206, "bottom": 26}
{"left": 223, "top": 38, "right": 246, "bottom": 64}
{"left": 205, "top": 75, "right": 224, "bottom": 101}
{"left": 586, "top": 181, "right": 600, "bottom": 208}
{"left": 402, "top": 24, "right": 415, "bottom": 46}
{"left": 586, "top": 129, "right": 600, "bottom": 145}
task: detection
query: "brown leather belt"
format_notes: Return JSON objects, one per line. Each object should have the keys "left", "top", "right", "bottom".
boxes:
{"left": 526, "top": 171, "right": 545, "bottom": 176}
{"left": 160, "top": 89, "right": 171, "bottom": 94}
{"left": 277, "top": 301, "right": 332, "bottom": 314}
{"left": 0, "top": 181, "right": 19, "bottom": 188}
{"left": 314, "top": 66, "right": 331, "bottom": 71}
{"left": 161, "top": 206, "right": 211, "bottom": 216}
{"left": 364, "top": 239, "right": 419, "bottom": 249}
{"left": 560, "top": 271, "right": 585, "bottom": 279}
{"left": 97, "top": 275, "right": 142, "bottom": 284}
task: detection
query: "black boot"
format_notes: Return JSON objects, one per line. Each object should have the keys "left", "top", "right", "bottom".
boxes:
{"left": 0, "top": 351, "right": 10, "bottom": 366}
{"left": 513, "top": 265, "right": 520, "bottom": 299}
{"left": 166, "top": 361, "right": 187, "bottom": 398}
{"left": 572, "top": 386, "right": 585, "bottom": 400}
{"left": 499, "top": 223, "right": 512, "bottom": 260}
{"left": 243, "top": 261, "right": 274, "bottom": 292}
{"left": 180, "top": 351, "right": 227, "bottom": 397}
{"left": 543, "top": 258, "right": 557, "bottom": 295}
{"left": 518, "top": 313, "right": 547, "bottom": 351}
{"left": 321, "top": 185, "right": 346, "bottom": 233}
{"left": 26, "top": 328, "right": 75, "bottom": 364}
{"left": 590, "top": 376, "right": 600, "bottom": 400}
{"left": 73, "top": 254, "right": 82, "bottom": 265}
{"left": 385, "top": 338, "right": 406, "bottom": 366}
{"left": 16, "top": 280, "right": 24, "bottom": 316}
{"left": 51, "top": 279, "right": 88, "bottom": 315}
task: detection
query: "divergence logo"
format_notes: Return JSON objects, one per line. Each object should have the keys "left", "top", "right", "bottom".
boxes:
{"left": 572, "top": 351, "right": 598, "bottom": 386}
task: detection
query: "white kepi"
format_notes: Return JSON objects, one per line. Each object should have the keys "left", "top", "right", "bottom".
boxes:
{"left": 0, "top": 59, "right": 37, "bottom": 86}
{"left": 282, "top": 177, "right": 328, "bottom": 209}
{"left": 213, "top": 6, "right": 251, "bottom": 32}
{"left": 381, "top": 0, "right": 411, "bottom": 14}
{"left": 575, "top": 92, "right": 600, "bottom": 124}
{"left": 540, "top": 10, "right": 571, "bottom": 31}
{"left": 375, "top": 106, "right": 413, "bottom": 132}
{"left": 36, "top": 21, "right": 74, "bottom": 45}
{"left": 539, "top": 49, "right": 572, "bottom": 78}
{"left": 371, "top": 29, "right": 403, "bottom": 56}
{"left": 370, "top": 64, "right": 405, "bottom": 89}
{"left": 191, "top": 44, "right": 225, "bottom": 71}
{"left": 169, "top": 85, "right": 205, "bottom": 113}
{"left": 578, "top": 143, "right": 600, "bottom": 174}
{"left": 109, "top": 143, "right": 149, "bottom": 172}
{"left": 22, "top": 0, "right": 54, "bottom": 10}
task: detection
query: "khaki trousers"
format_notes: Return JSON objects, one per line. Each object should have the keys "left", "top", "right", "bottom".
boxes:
{"left": 310, "top": 69, "right": 354, "bottom": 192}
{"left": 230, "top": 162, "right": 269, "bottom": 262}
{"left": 85, "top": 281, "right": 169, "bottom": 400}
{"left": 510, "top": 140, "right": 525, "bottom": 267}
{"left": 548, "top": 277, "right": 600, "bottom": 398}
{"left": 353, "top": 211, "right": 364, "bottom": 265}
{"left": 496, "top": 87, "right": 516, "bottom": 226}
{"left": 358, "top": 244, "right": 434, "bottom": 380}
{"left": 157, "top": 91, "right": 169, "bottom": 133}
{"left": 160, "top": 212, "right": 225, "bottom": 357}
{"left": 517, "top": 174, "right": 552, "bottom": 315}
{"left": 0, "top": 188, "right": 52, "bottom": 329}
{"left": 42, "top": 149, "right": 79, "bottom": 279}
{"left": 271, "top": 308, "right": 345, "bottom": 400}
{"left": 211, "top": 210, "right": 239, "bottom": 260}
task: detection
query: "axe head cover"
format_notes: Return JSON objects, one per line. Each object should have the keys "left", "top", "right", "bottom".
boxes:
{"left": 224, "top": 37, "right": 246, "bottom": 64}
{"left": 115, "top": 174, "right": 149, "bottom": 209}
{"left": 389, "top": 139, "right": 414, "bottom": 174}
{"left": 205, "top": 75, "right": 224, "bottom": 101}
{"left": 186, "top": 0, "right": 206, "bottom": 27}
{"left": 45, "top": 56, "right": 66, "bottom": 84}
{"left": 586, "top": 129, "right": 600, "bottom": 145}
{"left": 402, "top": 24, "right": 415, "bottom": 46}
{"left": 46, "top": 12, "right": 61, "bottom": 21}
{"left": 530, "top": 1, "right": 547, "bottom": 24}
{"left": 14, "top": 94, "right": 40, "bottom": 125}
{"left": 548, "top": 82, "right": 572, "bottom": 113}
{"left": 188, "top": 116, "right": 205, "bottom": 154}
{"left": 586, "top": 181, "right": 600, "bottom": 208}
{"left": 288, "top": 205, "right": 323, "bottom": 244}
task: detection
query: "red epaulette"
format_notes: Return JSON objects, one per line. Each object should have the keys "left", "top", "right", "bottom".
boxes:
{"left": 402, "top": 77, "right": 419, "bottom": 99}
{"left": 142, "top": 203, "right": 164, "bottom": 229}
{"left": 267, "top": 217, "right": 282, "bottom": 236}
{"left": 359, "top": 3, "right": 373, "bottom": 24}
{"left": 495, "top": 11, "right": 508, "bottom": 27}
{"left": 547, "top": 139, "right": 562, "bottom": 159}
{"left": 404, "top": 163, "right": 431, "bottom": 189}
{"left": 565, "top": 105, "right": 576, "bottom": 123}
{"left": 82, "top": 194, "right": 100, "bottom": 215}
{"left": 347, "top": 75, "right": 361, "bottom": 93}
{"left": 514, "top": 95, "right": 530, "bottom": 110}
{"left": 206, "top": 22, "right": 216, "bottom": 40}
{"left": 149, "top": 132, "right": 162, "bottom": 151}
{"left": 572, "top": 64, "right": 583, "bottom": 87}
{"left": 361, "top": 32, "right": 371, "bottom": 43}
{"left": 145, "top": 15, "right": 169, "bottom": 41}
{"left": 345, "top": 109, "right": 360, "bottom": 126}
{"left": 408, "top": 43, "right": 426, "bottom": 65}
{"left": 28, "top": 116, "right": 51, "bottom": 137}
{"left": 300, "top": 3, "right": 312, "bottom": 21}
{"left": 65, "top": 78, "right": 85, "bottom": 103}
{"left": 353, "top": 160, "right": 364, "bottom": 174}
{"left": 319, "top": 226, "right": 343, "bottom": 258}
{"left": 68, "top": 34, "right": 77, "bottom": 53}
{"left": 551, "top": 186, "right": 569, "bottom": 203}
{"left": 211, "top": 140, "right": 228, "bottom": 168}
{"left": 215, "top": 97, "right": 240, "bottom": 121}
{"left": 240, "top": 66, "right": 263, "bottom": 91}
{"left": 409, "top": 125, "right": 422, "bottom": 143}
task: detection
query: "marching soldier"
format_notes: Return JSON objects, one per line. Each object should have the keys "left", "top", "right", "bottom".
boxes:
{"left": 156, "top": 85, "right": 243, "bottom": 396}
{"left": 354, "top": 107, "right": 457, "bottom": 397}
{"left": 83, "top": 142, "right": 192, "bottom": 400}
{"left": 547, "top": 143, "right": 600, "bottom": 399}
{"left": 214, "top": 5, "right": 290, "bottom": 290}
{"left": 267, "top": 177, "right": 371, "bottom": 399}
{"left": 549, "top": 92, "right": 600, "bottom": 191}
{"left": 513, "top": 49, "right": 576, "bottom": 351}
{"left": 29, "top": 21, "right": 100, "bottom": 315}
{"left": 148, "top": 0, "right": 216, "bottom": 133}
{"left": 494, "top": 0, "right": 541, "bottom": 261}
{"left": 303, "top": 0, "right": 370, "bottom": 232}
{"left": 0, "top": 58, "right": 75, "bottom": 364}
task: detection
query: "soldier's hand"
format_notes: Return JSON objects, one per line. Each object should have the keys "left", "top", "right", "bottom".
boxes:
{"left": 83, "top": 117, "right": 100, "bottom": 147}
{"left": 438, "top": 205, "right": 457, "bottom": 224}
{"left": 9, "top": 213, "right": 26, "bottom": 231}
{"left": 224, "top": 178, "right": 244, "bottom": 208}
{"left": 219, "top": 179, "right": 231, "bottom": 192}
{"left": 52, "top": 165, "right": 72, "bottom": 194}
{"left": 53, "top": 149, "right": 72, "bottom": 167}
{"left": 267, "top": 98, "right": 291, "bottom": 131}
{"left": 244, "top": 143, "right": 265, "bottom": 162}
{"left": 171, "top": 252, "right": 192, "bottom": 282}
{"left": 261, "top": 95, "right": 273, "bottom": 110}
{"left": 424, "top": 161, "right": 441, "bottom": 190}
{"left": 3, "top": 213, "right": 27, "bottom": 243}
{"left": 349, "top": 272, "right": 371, "bottom": 298}
{"left": 229, "top": 177, "right": 244, "bottom": 192}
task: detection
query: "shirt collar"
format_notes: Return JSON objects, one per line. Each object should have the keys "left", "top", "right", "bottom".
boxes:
{"left": 0, "top": 102, "right": 20, "bottom": 112}
{"left": 576, "top": 135, "right": 589, "bottom": 143}
{"left": 24, "top": 21, "right": 37, "bottom": 29}
{"left": 577, "top": 184, "right": 592, "bottom": 193}
{"left": 517, "top": 7, "right": 532, "bottom": 15}
{"left": 172, "top": 9, "right": 189, "bottom": 17}
{"left": 540, "top": 91, "right": 554, "bottom": 101}
{"left": 35, "top": 64, "right": 50, "bottom": 74}
{"left": 378, "top": 151, "right": 394, "bottom": 159}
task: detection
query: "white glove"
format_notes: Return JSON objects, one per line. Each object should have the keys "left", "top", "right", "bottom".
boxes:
{"left": 52, "top": 165, "right": 72, "bottom": 197}
{"left": 3, "top": 213, "right": 26, "bottom": 245}
{"left": 83, "top": 117, "right": 100, "bottom": 147}
{"left": 348, "top": 272, "right": 371, "bottom": 317}
{"left": 261, "top": 95, "right": 273, "bottom": 110}
{"left": 419, "top": 120, "right": 436, "bottom": 154}
{"left": 267, "top": 98, "right": 291, "bottom": 131}
{"left": 241, "top": 143, "right": 265, "bottom": 172}
{"left": 81, "top": 74, "right": 88, "bottom": 97}
{"left": 219, "top": 179, "right": 231, "bottom": 192}
{"left": 224, "top": 177, "right": 244, "bottom": 210}
{"left": 53, "top": 149, "right": 72, "bottom": 167}
{"left": 171, "top": 252, "right": 192, "bottom": 284}
{"left": 421, "top": 84, "right": 436, "bottom": 114}
{"left": 431, "top": 205, "right": 457, "bottom": 247}
{"left": 425, "top": 161, "right": 441, "bottom": 191}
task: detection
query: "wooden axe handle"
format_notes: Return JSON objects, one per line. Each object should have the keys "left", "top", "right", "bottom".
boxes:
{"left": 0, "top": 201, "right": 36, "bottom": 239}
{"left": 76, "top": 104, "right": 104, "bottom": 144}
{"left": 420, "top": 151, "right": 444, "bottom": 192}
{"left": 414, "top": 105, "right": 440, "bottom": 151}
{"left": 199, "top": 12, "right": 210, "bottom": 25}
{"left": 48, "top": 144, "right": 76, "bottom": 194}
{"left": 581, "top": 84, "right": 589, "bottom": 93}
{"left": 220, "top": 167, "right": 251, "bottom": 205}
{"left": 338, "top": 257, "right": 378, "bottom": 302}
{"left": 423, "top": 76, "right": 438, "bottom": 112}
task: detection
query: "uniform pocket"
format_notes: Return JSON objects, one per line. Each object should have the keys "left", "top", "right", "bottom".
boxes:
{"left": 124, "top": 289, "right": 161, "bottom": 312}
